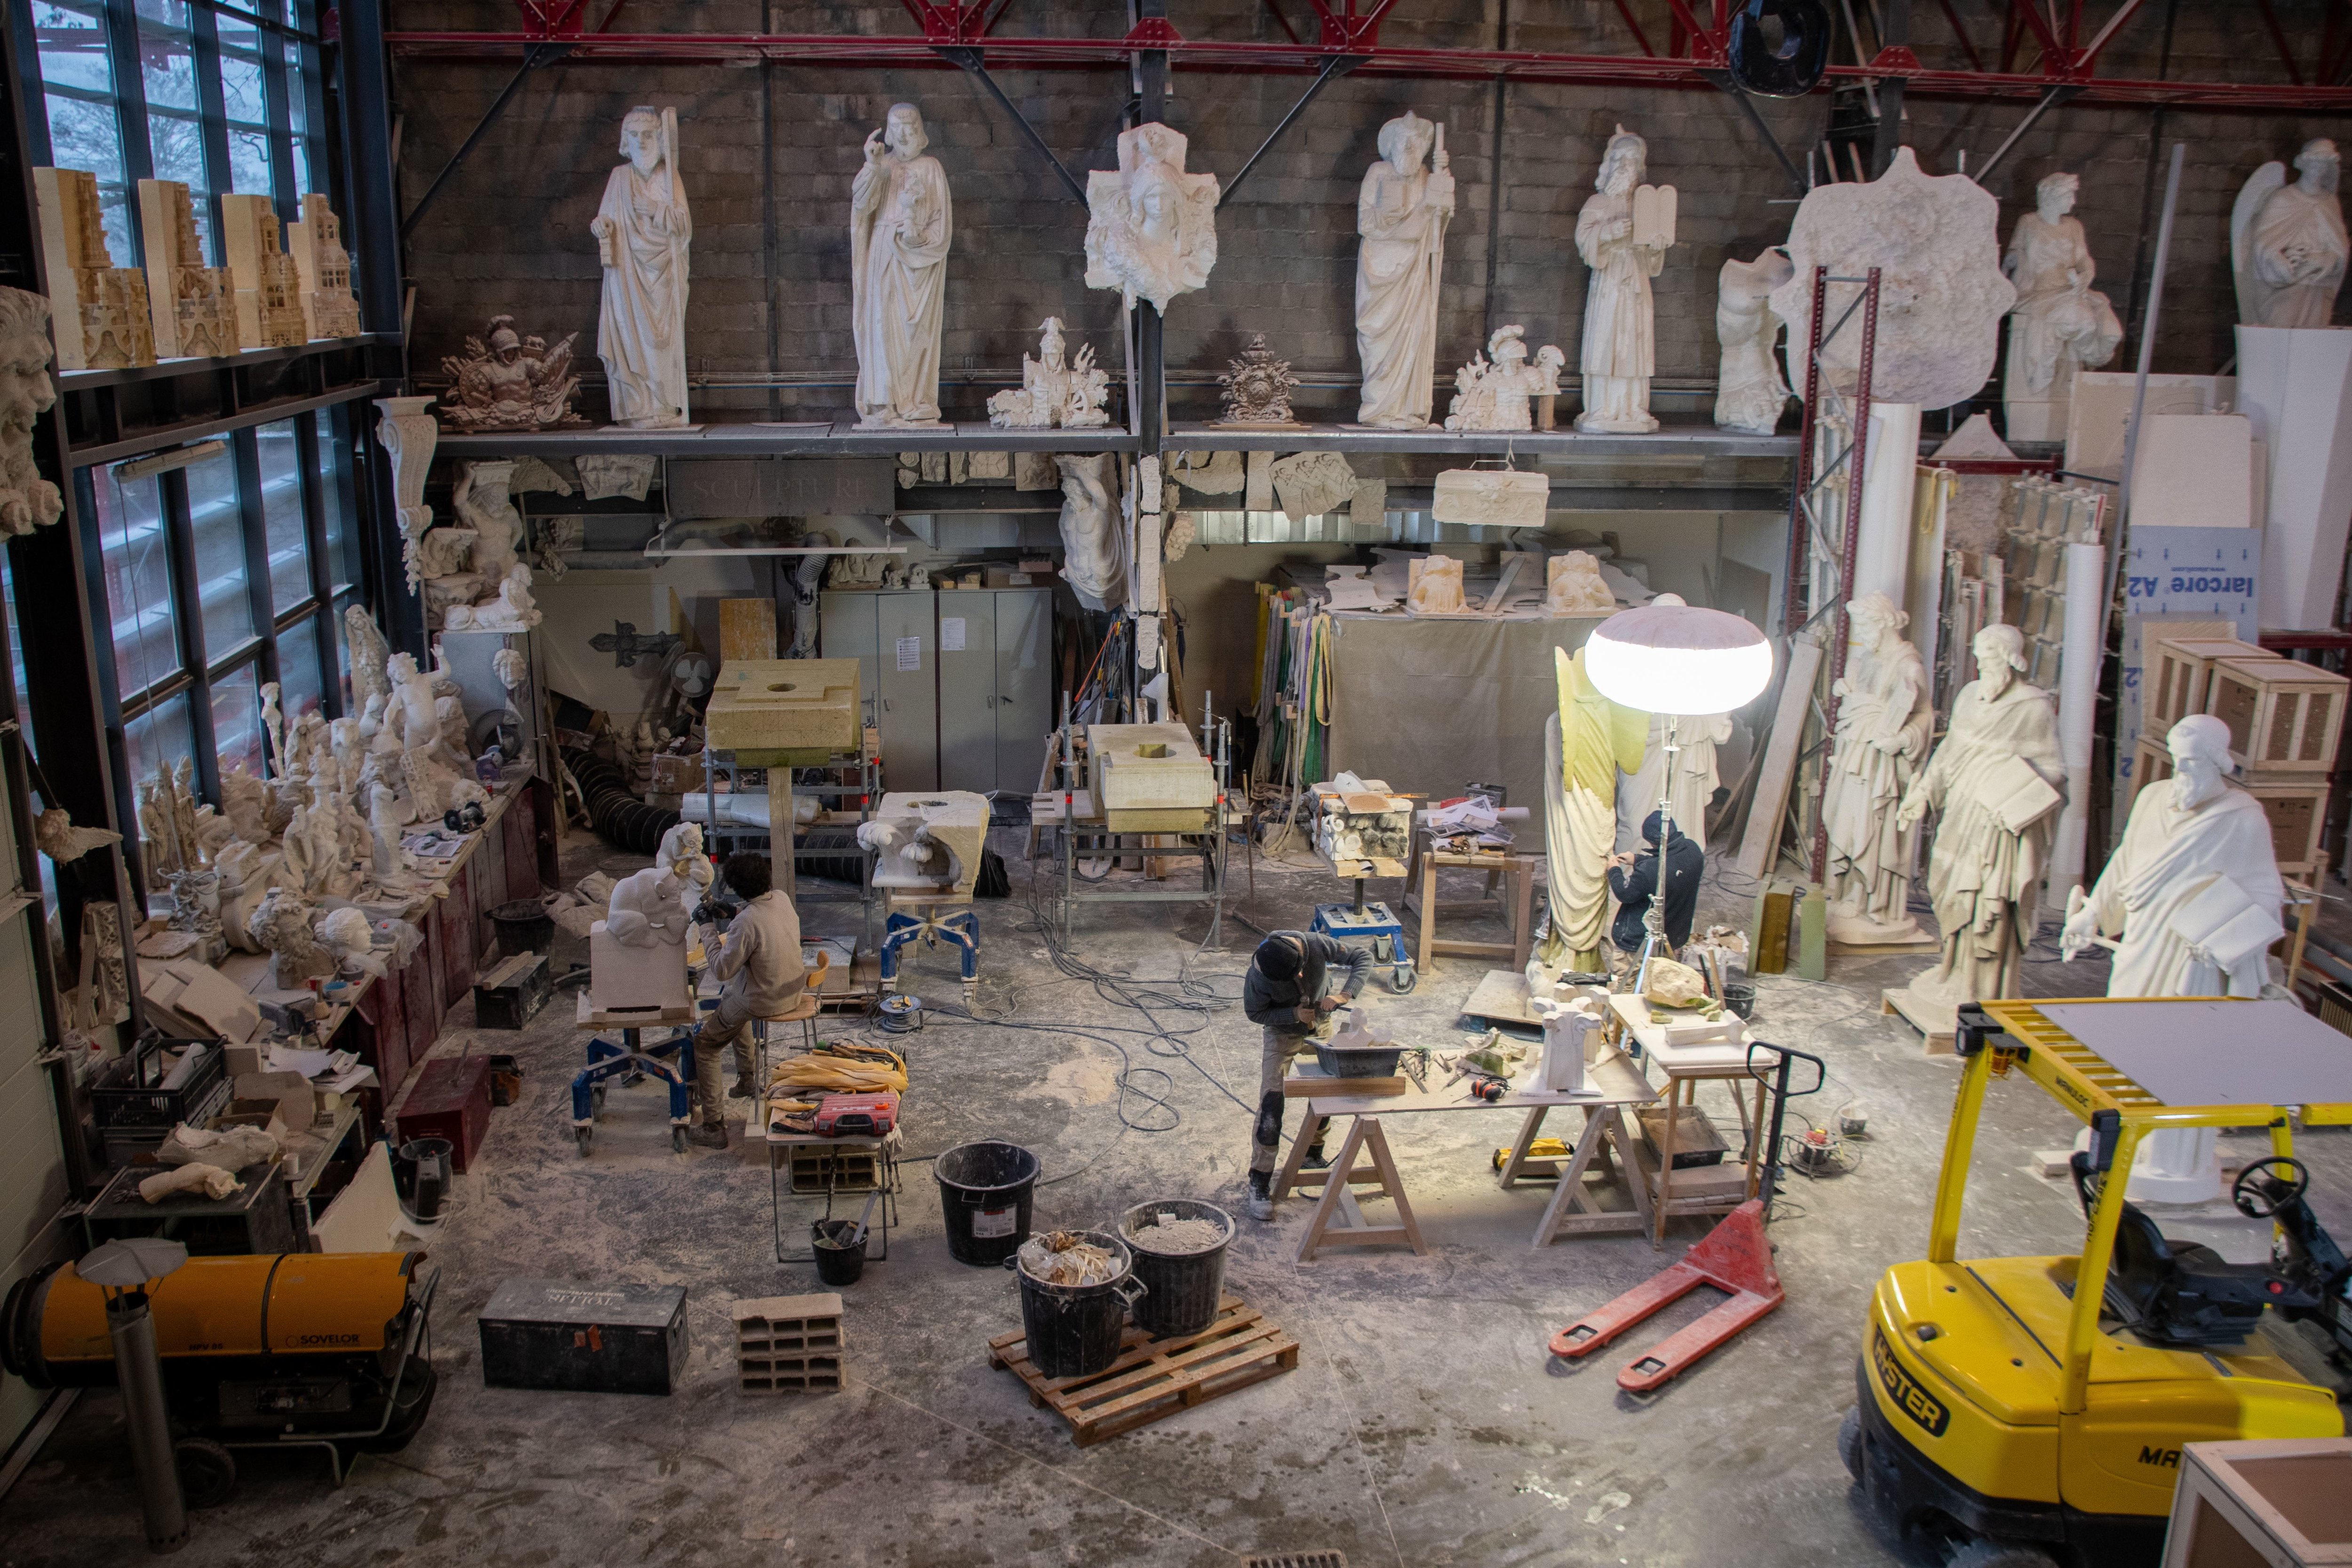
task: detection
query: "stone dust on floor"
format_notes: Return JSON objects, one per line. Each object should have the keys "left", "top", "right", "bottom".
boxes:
{"left": 7, "top": 833, "right": 2350, "bottom": 1568}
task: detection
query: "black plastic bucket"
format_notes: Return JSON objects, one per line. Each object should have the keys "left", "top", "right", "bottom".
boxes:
{"left": 1118, "top": 1200, "right": 1234, "bottom": 1338}
{"left": 934, "top": 1141, "right": 1040, "bottom": 1266}
{"left": 491, "top": 899, "right": 554, "bottom": 957}
{"left": 1017, "top": 1230, "right": 1142, "bottom": 1379}
{"left": 811, "top": 1220, "right": 867, "bottom": 1286}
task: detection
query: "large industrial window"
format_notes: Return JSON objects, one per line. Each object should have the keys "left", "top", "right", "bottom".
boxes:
{"left": 11, "top": 0, "right": 331, "bottom": 273}
{"left": 91, "top": 404, "right": 363, "bottom": 806}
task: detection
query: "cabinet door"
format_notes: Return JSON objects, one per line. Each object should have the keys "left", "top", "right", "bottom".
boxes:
{"left": 994, "top": 589, "right": 1053, "bottom": 795}
{"left": 873, "top": 590, "right": 938, "bottom": 791}
{"left": 936, "top": 593, "right": 998, "bottom": 793}
{"left": 818, "top": 590, "right": 880, "bottom": 724}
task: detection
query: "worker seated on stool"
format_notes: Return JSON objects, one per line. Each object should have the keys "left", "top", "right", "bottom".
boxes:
{"left": 683, "top": 852, "right": 805, "bottom": 1149}
{"left": 1607, "top": 810, "right": 1703, "bottom": 956}
{"left": 1242, "top": 931, "right": 1373, "bottom": 1222}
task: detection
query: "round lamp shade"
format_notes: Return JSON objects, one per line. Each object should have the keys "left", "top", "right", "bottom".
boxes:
{"left": 1583, "top": 603, "right": 1774, "bottom": 716}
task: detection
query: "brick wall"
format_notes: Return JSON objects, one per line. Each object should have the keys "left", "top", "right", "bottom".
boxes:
{"left": 392, "top": 1, "right": 2352, "bottom": 425}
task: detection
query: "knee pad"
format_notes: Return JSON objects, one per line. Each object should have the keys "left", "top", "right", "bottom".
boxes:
{"left": 1254, "top": 1090, "right": 1285, "bottom": 1148}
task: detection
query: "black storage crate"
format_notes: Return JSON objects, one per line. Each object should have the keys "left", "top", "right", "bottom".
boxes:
{"left": 472, "top": 952, "right": 552, "bottom": 1031}
{"left": 91, "top": 1037, "right": 228, "bottom": 1131}
{"left": 478, "top": 1279, "right": 688, "bottom": 1395}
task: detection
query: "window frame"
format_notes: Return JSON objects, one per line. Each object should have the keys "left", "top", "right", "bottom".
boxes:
{"left": 14, "top": 0, "right": 329, "bottom": 265}
{"left": 96, "top": 410, "right": 347, "bottom": 808}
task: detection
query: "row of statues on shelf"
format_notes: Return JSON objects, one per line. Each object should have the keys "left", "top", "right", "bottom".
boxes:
{"left": 31, "top": 169, "right": 359, "bottom": 372}
{"left": 124, "top": 616, "right": 500, "bottom": 987}
{"left": 563, "top": 94, "right": 2339, "bottom": 440}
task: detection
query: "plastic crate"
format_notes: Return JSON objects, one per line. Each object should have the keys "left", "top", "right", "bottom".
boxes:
{"left": 90, "top": 1038, "right": 228, "bottom": 1131}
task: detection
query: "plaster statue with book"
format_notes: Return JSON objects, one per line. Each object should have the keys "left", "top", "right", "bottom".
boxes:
{"left": 1885, "top": 625, "right": 2065, "bottom": 1032}
{"left": 1574, "top": 127, "right": 1675, "bottom": 433}
{"left": 2062, "top": 714, "right": 2287, "bottom": 1202}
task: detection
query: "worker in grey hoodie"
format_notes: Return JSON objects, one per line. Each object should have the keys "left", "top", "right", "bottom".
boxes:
{"left": 1242, "top": 931, "right": 1373, "bottom": 1220}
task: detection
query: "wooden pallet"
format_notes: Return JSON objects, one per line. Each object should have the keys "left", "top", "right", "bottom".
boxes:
{"left": 986, "top": 1295, "right": 1298, "bottom": 1447}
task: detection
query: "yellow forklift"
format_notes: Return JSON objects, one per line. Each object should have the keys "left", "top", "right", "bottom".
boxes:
{"left": 1842, "top": 997, "right": 2352, "bottom": 1568}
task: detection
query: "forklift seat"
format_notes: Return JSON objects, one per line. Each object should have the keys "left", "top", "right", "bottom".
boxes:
{"left": 2105, "top": 1200, "right": 2301, "bottom": 1347}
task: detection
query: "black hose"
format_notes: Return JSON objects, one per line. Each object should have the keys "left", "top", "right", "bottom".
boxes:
{"left": 559, "top": 746, "right": 678, "bottom": 855}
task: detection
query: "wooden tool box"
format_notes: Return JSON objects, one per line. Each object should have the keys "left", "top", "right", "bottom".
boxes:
{"left": 396, "top": 1053, "right": 493, "bottom": 1172}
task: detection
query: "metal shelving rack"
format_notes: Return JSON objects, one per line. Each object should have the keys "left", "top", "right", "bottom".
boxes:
{"left": 698, "top": 745, "right": 882, "bottom": 946}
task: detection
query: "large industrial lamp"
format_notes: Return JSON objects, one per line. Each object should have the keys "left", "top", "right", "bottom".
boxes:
{"left": 1581, "top": 598, "right": 1774, "bottom": 987}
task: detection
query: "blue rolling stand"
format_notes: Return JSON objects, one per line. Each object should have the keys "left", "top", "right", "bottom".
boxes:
{"left": 1312, "top": 879, "right": 1417, "bottom": 995}
{"left": 570, "top": 1024, "right": 697, "bottom": 1155}
{"left": 880, "top": 902, "right": 978, "bottom": 997}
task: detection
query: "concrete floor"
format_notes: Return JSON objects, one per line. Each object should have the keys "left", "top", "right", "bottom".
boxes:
{"left": 8, "top": 828, "right": 2352, "bottom": 1568}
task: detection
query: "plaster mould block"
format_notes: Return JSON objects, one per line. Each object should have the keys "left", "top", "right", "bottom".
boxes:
{"left": 2128, "top": 415, "right": 2254, "bottom": 530}
{"left": 867, "top": 790, "right": 987, "bottom": 896}
{"left": 1086, "top": 722, "right": 1215, "bottom": 814}
{"left": 589, "top": 921, "right": 689, "bottom": 1012}
{"left": 705, "top": 658, "right": 861, "bottom": 755}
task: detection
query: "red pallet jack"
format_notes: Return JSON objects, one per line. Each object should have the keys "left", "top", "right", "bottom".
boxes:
{"left": 1547, "top": 1042, "right": 1822, "bottom": 1393}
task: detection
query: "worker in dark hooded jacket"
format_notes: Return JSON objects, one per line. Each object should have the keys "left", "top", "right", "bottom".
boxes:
{"left": 1240, "top": 931, "right": 1373, "bottom": 1220}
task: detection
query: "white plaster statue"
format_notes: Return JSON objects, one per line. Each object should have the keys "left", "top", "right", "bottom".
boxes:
{"left": 389, "top": 652, "right": 458, "bottom": 821}
{"left": 0, "top": 289, "right": 61, "bottom": 536}
{"left": 368, "top": 783, "right": 414, "bottom": 880}
{"left": 329, "top": 716, "right": 362, "bottom": 796}
{"left": 492, "top": 646, "right": 528, "bottom": 692}
{"left": 1406, "top": 555, "right": 1465, "bottom": 615}
{"left": 1575, "top": 126, "right": 1673, "bottom": 434}
{"left": 260, "top": 682, "right": 285, "bottom": 778}
{"left": 1354, "top": 111, "right": 1454, "bottom": 429}
{"left": 249, "top": 886, "right": 333, "bottom": 988}
{"left": 1054, "top": 453, "right": 1125, "bottom": 613}
{"left": 442, "top": 563, "right": 540, "bottom": 631}
{"left": 373, "top": 396, "right": 436, "bottom": 591}
{"left": 1616, "top": 711, "right": 1733, "bottom": 853}
{"left": 1889, "top": 625, "right": 2066, "bottom": 1025}
{"left": 1770, "top": 147, "right": 2017, "bottom": 412}
{"left": 1822, "top": 593, "right": 1934, "bottom": 942}
{"left": 2002, "top": 173, "right": 2122, "bottom": 444}
{"left": 986, "top": 318, "right": 1109, "bottom": 430}
{"left": 1715, "top": 249, "right": 1793, "bottom": 435}
{"left": 344, "top": 606, "right": 390, "bottom": 709}
{"left": 2233, "top": 139, "right": 2349, "bottom": 330}
{"left": 1444, "top": 326, "right": 1564, "bottom": 432}
{"left": 356, "top": 694, "right": 386, "bottom": 746}
{"left": 1546, "top": 550, "right": 1616, "bottom": 615}
{"left": 592, "top": 106, "right": 691, "bottom": 429}
{"left": 314, "top": 905, "right": 384, "bottom": 979}
{"left": 656, "top": 820, "right": 714, "bottom": 900}
{"left": 605, "top": 864, "right": 691, "bottom": 947}
{"left": 1084, "top": 122, "right": 1220, "bottom": 313}
{"left": 851, "top": 104, "right": 952, "bottom": 430}
{"left": 452, "top": 461, "right": 523, "bottom": 582}
{"left": 219, "top": 768, "right": 268, "bottom": 845}
{"left": 2063, "top": 714, "right": 2287, "bottom": 1203}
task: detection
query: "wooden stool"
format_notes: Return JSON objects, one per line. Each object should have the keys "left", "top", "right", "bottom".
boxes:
{"left": 1295, "top": 1116, "right": 1426, "bottom": 1262}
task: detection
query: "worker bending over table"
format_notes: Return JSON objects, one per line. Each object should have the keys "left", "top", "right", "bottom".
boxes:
{"left": 1243, "top": 931, "right": 1374, "bottom": 1221}
{"left": 1608, "top": 810, "right": 1702, "bottom": 957}
{"left": 683, "top": 852, "right": 806, "bottom": 1149}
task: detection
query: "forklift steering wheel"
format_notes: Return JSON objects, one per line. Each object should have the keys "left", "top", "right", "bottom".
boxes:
{"left": 2231, "top": 1156, "right": 2311, "bottom": 1219}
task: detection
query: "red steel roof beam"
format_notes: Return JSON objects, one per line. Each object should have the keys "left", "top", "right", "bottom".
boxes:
{"left": 1611, "top": 0, "right": 1658, "bottom": 57}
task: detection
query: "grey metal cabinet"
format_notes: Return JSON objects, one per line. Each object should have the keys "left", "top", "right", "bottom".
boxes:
{"left": 937, "top": 588, "right": 1052, "bottom": 796}
{"left": 820, "top": 588, "right": 940, "bottom": 792}
{"left": 823, "top": 586, "right": 1052, "bottom": 797}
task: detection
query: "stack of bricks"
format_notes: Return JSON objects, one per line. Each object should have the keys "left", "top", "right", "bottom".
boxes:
{"left": 2136, "top": 636, "right": 2347, "bottom": 878}
{"left": 733, "top": 1293, "right": 843, "bottom": 1393}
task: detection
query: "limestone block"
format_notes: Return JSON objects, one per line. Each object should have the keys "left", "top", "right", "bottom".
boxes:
{"left": 1087, "top": 723, "right": 1214, "bottom": 813}
{"left": 705, "top": 658, "right": 861, "bottom": 754}
{"left": 589, "top": 921, "right": 689, "bottom": 1012}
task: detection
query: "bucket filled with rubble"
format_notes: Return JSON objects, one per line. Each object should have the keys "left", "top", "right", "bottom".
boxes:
{"left": 1118, "top": 1200, "right": 1233, "bottom": 1337}
{"left": 1015, "top": 1229, "right": 1143, "bottom": 1378}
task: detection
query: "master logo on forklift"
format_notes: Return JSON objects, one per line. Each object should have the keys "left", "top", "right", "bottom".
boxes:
{"left": 1871, "top": 1327, "right": 1950, "bottom": 1437}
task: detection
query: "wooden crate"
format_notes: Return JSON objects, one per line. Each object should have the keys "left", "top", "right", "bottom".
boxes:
{"left": 2209, "top": 655, "right": 2347, "bottom": 774}
{"left": 734, "top": 1293, "right": 843, "bottom": 1393}
{"left": 2130, "top": 740, "right": 2330, "bottom": 876}
{"left": 987, "top": 1295, "right": 1298, "bottom": 1447}
{"left": 2149, "top": 637, "right": 2274, "bottom": 733}
{"left": 2163, "top": 1438, "right": 2352, "bottom": 1566}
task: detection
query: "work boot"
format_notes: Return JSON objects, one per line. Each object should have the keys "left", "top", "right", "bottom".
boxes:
{"left": 728, "top": 1076, "right": 755, "bottom": 1099}
{"left": 686, "top": 1121, "right": 728, "bottom": 1149}
{"left": 1246, "top": 1170, "right": 1273, "bottom": 1222}
{"left": 1302, "top": 1143, "right": 1330, "bottom": 1170}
